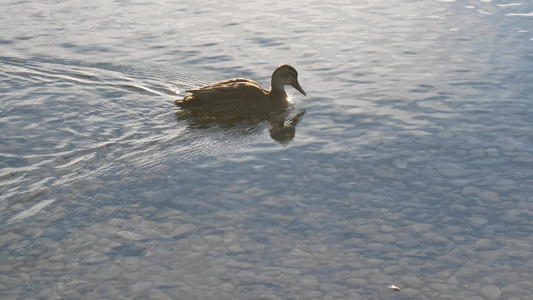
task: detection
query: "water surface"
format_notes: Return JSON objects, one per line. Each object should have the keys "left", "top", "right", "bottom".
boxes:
{"left": 1, "top": 0, "right": 533, "bottom": 299}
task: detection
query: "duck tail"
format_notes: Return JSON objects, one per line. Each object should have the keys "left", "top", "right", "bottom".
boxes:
{"left": 175, "top": 94, "right": 202, "bottom": 109}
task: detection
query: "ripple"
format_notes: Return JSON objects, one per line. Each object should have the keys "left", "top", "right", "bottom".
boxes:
{"left": 1, "top": 0, "right": 533, "bottom": 298}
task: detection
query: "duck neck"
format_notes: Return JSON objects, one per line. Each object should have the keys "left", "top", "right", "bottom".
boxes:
{"left": 269, "top": 81, "right": 287, "bottom": 97}
{"left": 269, "top": 88, "right": 286, "bottom": 98}
{"left": 267, "top": 85, "right": 289, "bottom": 108}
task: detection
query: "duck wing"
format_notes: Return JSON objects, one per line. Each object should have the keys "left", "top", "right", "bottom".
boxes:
{"left": 186, "top": 78, "right": 257, "bottom": 91}
{"left": 186, "top": 79, "right": 266, "bottom": 100}
{"left": 175, "top": 78, "right": 268, "bottom": 113}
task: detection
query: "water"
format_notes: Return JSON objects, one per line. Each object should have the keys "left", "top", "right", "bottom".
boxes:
{"left": 1, "top": 0, "right": 532, "bottom": 299}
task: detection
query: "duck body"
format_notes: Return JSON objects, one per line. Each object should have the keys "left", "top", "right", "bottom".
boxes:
{"left": 175, "top": 64, "right": 305, "bottom": 117}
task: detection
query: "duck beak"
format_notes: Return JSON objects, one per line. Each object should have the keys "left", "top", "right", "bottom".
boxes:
{"left": 291, "top": 80, "right": 306, "bottom": 96}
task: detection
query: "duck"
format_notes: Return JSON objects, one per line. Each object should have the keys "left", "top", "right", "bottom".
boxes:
{"left": 174, "top": 64, "right": 306, "bottom": 116}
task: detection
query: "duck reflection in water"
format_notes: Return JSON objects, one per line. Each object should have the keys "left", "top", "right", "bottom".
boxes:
{"left": 174, "top": 64, "right": 306, "bottom": 143}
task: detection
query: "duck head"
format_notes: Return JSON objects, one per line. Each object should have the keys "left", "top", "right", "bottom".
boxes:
{"left": 271, "top": 64, "right": 306, "bottom": 96}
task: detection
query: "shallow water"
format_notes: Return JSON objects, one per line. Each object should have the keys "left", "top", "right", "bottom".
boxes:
{"left": 1, "top": 0, "right": 533, "bottom": 299}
